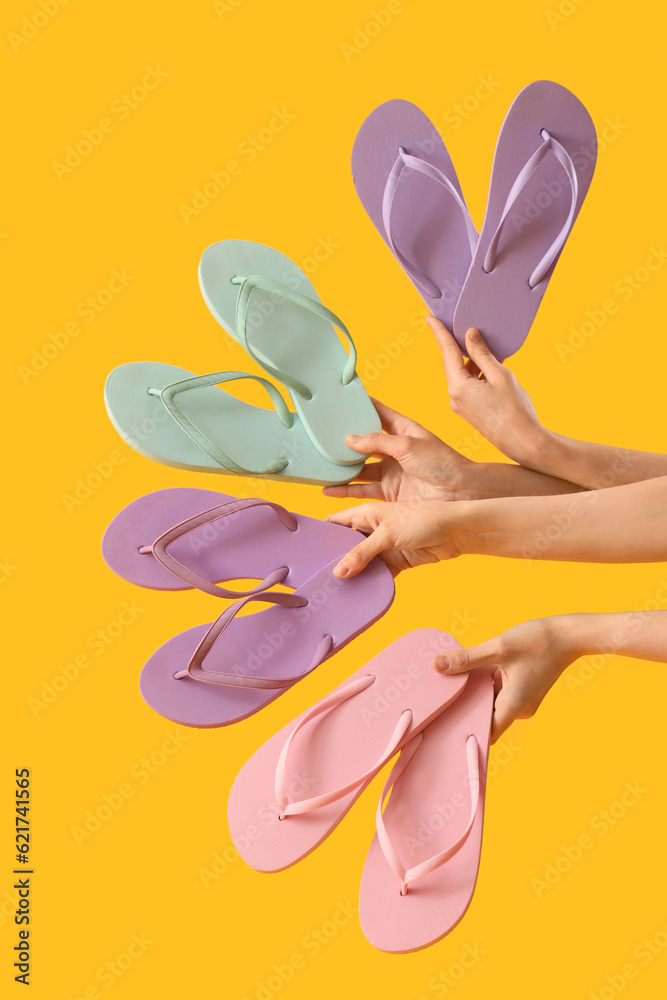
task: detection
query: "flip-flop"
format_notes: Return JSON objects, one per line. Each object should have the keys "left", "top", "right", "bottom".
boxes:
{"left": 101, "top": 487, "right": 372, "bottom": 596}
{"left": 104, "top": 362, "right": 363, "bottom": 486}
{"left": 351, "top": 99, "right": 478, "bottom": 329}
{"left": 138, "top": 553, "right": 394, "bottom": 727}
{"left": 228, "top": 630, "right": 468, "bottom": 872}
{"left": 453, "top": 80, "right": 597, "bottom": 359}
{"left": 359, "top": 671, "right": 493, "bottom": 953}
{"left": 197, "top": 240, "right": 381, "bottom": 466}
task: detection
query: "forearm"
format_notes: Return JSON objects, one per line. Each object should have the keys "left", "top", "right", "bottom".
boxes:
{"left": 521, "top": 430, "right": 667, "bottom": 491}
{"left": 462, "top": 461, "right": 585, "bottom": 500}
{"left": 555, "top": 611, "right": 667, "bottom": 663}
{"left": 455, "top": 476, "right": 667, "bottom": 562}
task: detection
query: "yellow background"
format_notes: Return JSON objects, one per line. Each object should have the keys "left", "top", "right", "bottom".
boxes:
{"left": 4, "top": 0, "right": 667, "bottom": 996}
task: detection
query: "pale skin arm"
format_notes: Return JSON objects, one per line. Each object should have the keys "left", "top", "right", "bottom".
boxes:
{"left": 429, "top": 316, "right": 667, "bottom": 491}
{"left": 433, "top": 611, "right": 667, "bottom": 741}
{"left": 323, "top": 399, "right": 583, "bottom": 504}
{"left": 326, "top": 476, "right": 667, "bottom": 578}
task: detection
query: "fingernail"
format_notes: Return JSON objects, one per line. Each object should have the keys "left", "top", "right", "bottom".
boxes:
{"left": 346, "top": 434, "right": 359, "bottom": 444}
{"left": 434, "top": 655, "right": 450, "bottom": 672}
{"left": 333, "top": 563, "right": 349, "bottom": 578}
{"left": 468, "top": 328, "right": 480, "bottom": 341}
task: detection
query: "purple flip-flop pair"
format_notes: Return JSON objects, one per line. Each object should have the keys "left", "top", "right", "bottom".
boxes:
{"left": 351, "top": 80, "right": 597, "bottom": 359}
{"left": 102, "top": 489, "right": 395, "bottom": 727}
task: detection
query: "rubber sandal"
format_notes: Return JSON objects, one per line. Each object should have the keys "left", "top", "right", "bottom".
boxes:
{"left": 101, "top": 488, "right": 372, "bottom": 594}
{"left": 351, "top": 99, "right": 478, "bottom": 329}
{"left": 359, "top": 671, "right": 493, "bottom": 952}
{"left": 138, "top": 552, "right": 394, "bottom": 727}
{"left": 197, "top": 239, "right": 381, "bottom": 466}
{"left": 453, "top": 80, "right": 597, "bottom": 359}
{"left": 104, "top": 362, "right": 363, "bottom": 486}
{"left": 228, "top": 630, "right": 468, "bottom": 871}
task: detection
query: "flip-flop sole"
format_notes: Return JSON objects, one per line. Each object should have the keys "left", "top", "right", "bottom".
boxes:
{"left": 228, "top": 630, "right": 468, "bottom": 871}
{"left": 198, "top": 240, "right": 381, "bottom": 465}
{"left": 453, "top": 80, "right": 597, "bottom": 359}
{"left": 139, "top": 556, "right": 395, "bottom": 727}
{"left": 104, "top": 362, "right": 363, "bottom": 486}
{"left": 359, "top": 671, "right": 493, "bottom": 953}
{"left": 351, "top": 99, "right": 475, "bottom": 328}
{"left": 102, "top": 487, "right": 367, "bottom": 592}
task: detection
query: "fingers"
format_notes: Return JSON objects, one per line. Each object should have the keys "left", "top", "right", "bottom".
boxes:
{"left": 488, "top": 679, "right": 524, "bottom": 742}
{"left": 426, "top": 315, "right": 472, "bottom": 383}
{"left": 464, "top": 328, "right": 505, "bottom": 383}
{"left": 332, "top": 528, "right": 391, "bottom": 578}
{"left": 322, "top": 483, "right": 385, "bottom": 500}
{"left": 432, "top": 638, "right": 502, "bottom": 675}
{"left": 345, "top": 431, "right": 413, "bottom": 462}
{"left": 371, "top": 398, "right": 431, "bottom": 441}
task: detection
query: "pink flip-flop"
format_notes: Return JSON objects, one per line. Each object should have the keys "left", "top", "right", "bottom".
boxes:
{"left": 102, "top": 489, "right": 395, "bottom": 728}
{"left": 351, "top": 99, "right": 478, "bottom": 329}
{"left": 228, "top": 630, "right": 468, "bottom": 871}
{"left": 359, "top": 671, "right": 493, "bottom": 953}
{"left": 453, "top": 80, "right": 597, "bottom": 359}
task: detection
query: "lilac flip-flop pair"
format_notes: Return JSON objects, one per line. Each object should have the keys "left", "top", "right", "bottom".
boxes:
{"left": 101, "top": 488, "right": 395, "bottom": 727}
{"left": 352, "top": 80, "right": 597, "bottom": 359}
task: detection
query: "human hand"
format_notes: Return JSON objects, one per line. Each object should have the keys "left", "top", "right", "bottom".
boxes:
{"left": 323, "top": 399, "right": 475, "bottom": 503}
{"left": 326, "top": 500, "right": 466, "bottom": 578}
{"left": 427, "top": 316, "right": 547, "bottom": 467}
{"left": 433, "top": 617, "right": 580, "bottom": 741}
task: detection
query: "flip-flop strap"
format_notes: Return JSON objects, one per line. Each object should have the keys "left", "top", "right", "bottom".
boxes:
{"left": 174, "top": 591, "right": 334, "bottom": 689}
{"left": 139, "top": 498, "right": 298, "bottom": 598}
{"left": 382, "top": 146, "right": 478, "bottom": 300}
{"left": 274, "top": 675, "right": 414, "bottom": 819}
{"left": 483, "top": 129, "right": 579, "bottom": 288}
{"left": 376, "top": 733, "right": 481, "bottom": 896}
{"left": 231, "top": 274, "right": 357, "bottom": 399}
{"left": 148, "top": 370, "right": 292, "bottom": 476}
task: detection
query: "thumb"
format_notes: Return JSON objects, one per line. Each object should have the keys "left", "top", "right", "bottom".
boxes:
{"left": 332, "top": 527, "right": 390, "bottom": 579}
{"left": 346, "top": 431, "right": 411, "bottom": 460}
{"left": 464, "top": 328, "right": 504, "bottom": 376}
{"left": 488, "top": 677, "right": 523, "bottom": 742}
{"left": 433, "top": 638, "right": 501, "bottom": 675}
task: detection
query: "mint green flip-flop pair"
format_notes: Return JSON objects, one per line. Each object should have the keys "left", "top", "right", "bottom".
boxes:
{"left": 104, "top": 241, "right": 380, "bottom": 486}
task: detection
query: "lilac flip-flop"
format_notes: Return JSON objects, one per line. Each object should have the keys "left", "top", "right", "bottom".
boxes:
{"left": 102, "top": 489, "right": 395, "bottom": 727}
{"left": 351, "top": 99, "right": 478, "bottom": 328}
{"left": 453, "top": 80, "right": 597, "bottom": 359}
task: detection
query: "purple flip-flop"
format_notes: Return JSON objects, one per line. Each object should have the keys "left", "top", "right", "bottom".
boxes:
{"left": 453, "top": 80, "right": 597, "bottom": 359}
{"left": 102, "top": 489, "right": 395, "bottom": 727}
{"left": 351, "top": 99, "right": 478, "bottom": 329}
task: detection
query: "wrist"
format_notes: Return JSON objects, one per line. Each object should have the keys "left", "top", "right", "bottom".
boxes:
{"left": 545, "top": 613, "right": 607, "bottom": 660}
{"left": 447, "top": 497, "right": 507, "bottom": 556}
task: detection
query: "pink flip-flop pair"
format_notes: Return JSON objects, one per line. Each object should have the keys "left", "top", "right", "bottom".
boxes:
{"left": 101, "top": 488, "right": 395, "bottom": 726}
{"left": 352, "top": 80, "right": 597, "bottom": 359}
{"left": 229, "top": 630, "right": 494, "bottom": 952}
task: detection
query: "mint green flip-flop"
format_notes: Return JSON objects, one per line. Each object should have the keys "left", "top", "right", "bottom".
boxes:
{"left": 198, "top": 240, "right": 381, "bottom": 466}
{"left": 104, "top": 362, "right": 364, "bottom": 486}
